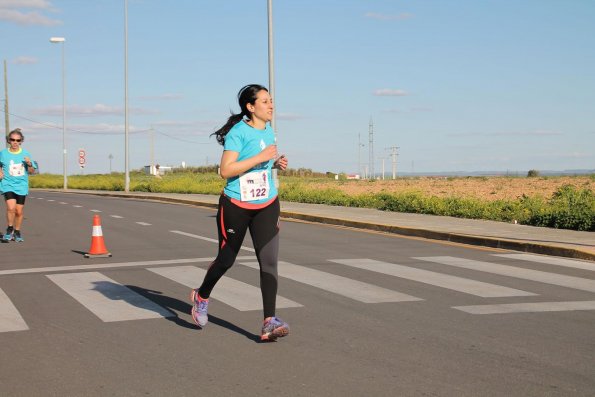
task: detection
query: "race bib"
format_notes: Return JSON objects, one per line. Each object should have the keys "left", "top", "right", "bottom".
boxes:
{"left": 239, "top": 170, "right": 270, "bottom": 201}
{"left": 9, "top": 160, "right": 25, "bottom": 177}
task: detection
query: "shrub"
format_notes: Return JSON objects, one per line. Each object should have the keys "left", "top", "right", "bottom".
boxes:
{"left": 526, "top": 185, "right": 595, "bottom": 231}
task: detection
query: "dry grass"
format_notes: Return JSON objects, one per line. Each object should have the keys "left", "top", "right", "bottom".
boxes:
{"left": 306, "top": 176, "right": 594, "bottom": 201}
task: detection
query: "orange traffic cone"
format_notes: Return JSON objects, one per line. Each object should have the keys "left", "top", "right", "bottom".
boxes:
{"left": 84, "top": 215, "right": 112, "bottom": 258}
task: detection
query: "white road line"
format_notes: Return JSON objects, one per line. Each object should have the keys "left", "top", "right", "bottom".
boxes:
{"left": 149, "top": 266, "right": 302, "bottom": 311}
{"left": 47, "top": 199, "right": 55, "bottom": 202}
{"left": 73, "top": 205, "right": 82, "bottom": 208}
{"left": 136, "top": 222, "right": 151, "bottom": 226}
{"left": 0, "top": 288, "right": 29, "bottom": 332}
{"left": 47, "top": 272, "right": 174, "bottom": 322}
{"left": 36, "top": 197, "right": 44, "bottom": 199}
{"left": 493, "top": 253, "right": 595, "bottom": 272}
{"left": 330, "top": 259, "right": 535, "bottom": 298}
{"left": 240, "top": 261, "right": 421, "bottom": 303}
{"left": 90, "top": 209, "right": 101, "bottom": 212}
{"left": 415, "top": 256, "right": 595, "bottom": 293}
{"left": 59, "top": 202, "right": 68, "bottom": 204}
{"left": 171, "top": 230, "right": 255, "bottom": 252}
{"left": 110, "top": 215, "right": 123, "bottom": 219}
{"left": 0, "top": 256, "right": 254, "bottom": 276}
{"left": 453, "top": 300, "right": 595, "bottom": 315}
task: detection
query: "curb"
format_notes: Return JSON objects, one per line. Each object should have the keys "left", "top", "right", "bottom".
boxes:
{"left": 280, "top": 211, "right": 595, "bottom": 262}
{"left": 53, "top": 190, "right": 595, "bottom": 263}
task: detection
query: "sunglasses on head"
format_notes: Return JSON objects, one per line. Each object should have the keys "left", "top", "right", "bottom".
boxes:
{"left": 9, "top": 138, "right": 22, "bottom": 142}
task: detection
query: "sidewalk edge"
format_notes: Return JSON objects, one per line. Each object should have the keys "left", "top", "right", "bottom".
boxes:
{"left": 280, "top": 211, "right": 595, "bottom": 262}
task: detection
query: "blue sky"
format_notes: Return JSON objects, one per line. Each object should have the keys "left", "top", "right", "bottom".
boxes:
{"left": 1, "top": 0, "right": 594, "bottom": 175}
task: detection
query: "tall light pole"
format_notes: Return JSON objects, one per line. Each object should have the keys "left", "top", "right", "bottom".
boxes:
{"left": 124, "top": 0, "right": 130, "bottom": 192}
{"left": 267, "top": 0, "right": 279, "bottom": 188}
{"left": 4, "top": 60, "right": 9, "bottom": 144}
{"left": 50, "top": 37, "right": 67, "bottom": 189}
{"left": 368, "top": 117, "right": 374, "bottom": 180}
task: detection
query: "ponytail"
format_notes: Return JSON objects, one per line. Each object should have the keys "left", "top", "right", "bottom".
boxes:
{"left": 211, "top": 84, "right": 269, "bottom": 146}
{"left": 211, "top": 112, "right": 245, "bottom": 145}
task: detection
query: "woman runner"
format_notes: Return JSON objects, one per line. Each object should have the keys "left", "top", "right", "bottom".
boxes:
{"left": 190, "top": 84, "right": 290, "bottom": 341}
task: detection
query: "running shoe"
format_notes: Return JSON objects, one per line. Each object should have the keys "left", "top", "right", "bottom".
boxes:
{"left": 261, "top": 316, "right": 290, "bottom": 341}
{"left": 3, "top": 227, "right": 14, "bottom": 242}
{"left": 14, "top": 231, "right": 23, "bottom": 242}
{"left": 190, "top": 289, "right": 209, "bottom": 328}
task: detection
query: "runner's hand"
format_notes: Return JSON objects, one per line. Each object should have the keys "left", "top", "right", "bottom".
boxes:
{"left": 260, "top": 145, "right": 278, "bottom": 162}
{"left": 274, "top": 155, "right": 288, "bottom": 170}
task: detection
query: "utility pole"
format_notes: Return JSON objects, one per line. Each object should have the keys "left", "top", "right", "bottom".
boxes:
{"left": 150, "top": 126, "right": 155, "bottom": 175}
{"left": 368, "top": 117, "right": 374, "bottom": 180}
{"left": 378, "top": 156, "right": 386, "bottom": 180}
{"left": 386, "top": 146, "right": 400, "bottom": 179}
{"left": 357, "top": 132, "right": 365, "bottom": 178}
{"left": 3, "top": 60, "right": 9, "bottom": 145}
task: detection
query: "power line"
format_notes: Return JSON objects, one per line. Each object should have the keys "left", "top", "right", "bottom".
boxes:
{"left": 3, "top": 108, "right": 211, "bottom": 143}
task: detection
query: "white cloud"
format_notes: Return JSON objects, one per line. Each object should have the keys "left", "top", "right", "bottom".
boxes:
{"left": 373, "top": 88, "right": 409, "bottom": 97}
{"left": 33, "top": 104, "right": 160, "bottom": 117}
{"left": 410, "top": 107, "right": 432, "bottom": 112}
{"left": 138, "top": 93, "right": 184, "bottom": 101}
{"left": 0, "top": 9, "right": 61, "bottom": 26}
{"left": 0, "top": 0, "right": 53, "bottom": 8}
{"left": 0, "top": 0, "right": 61, "bottom": 26}
{"left": 365, "top": 12, "right": 412, "bottom": 21}
{"left": 13, "top": 56, "right": 38, "bottom": 64}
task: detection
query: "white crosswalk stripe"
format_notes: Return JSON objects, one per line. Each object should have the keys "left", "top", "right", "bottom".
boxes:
{"left": 47, "top": 272, "right": 175, "bottom": 322}
{"left": 0, "top": 288, "right": 28, "bottom": 332}
{"left": 329, "top": 258, "right": 535, "bottom": 297}
{"left": 239, "top": 261, "right": 422, "bottom": 303}
{"left": 415, "top": 256, "right": 595, "bottom": 293}
{"left": 453, "top": 300, "right": 595, "bottom": 315}
{"left": 493, "top": 253, "right": 595, "bottom": 272}
{"left": 149, "top": 265, "right": 302, "bottom": 311}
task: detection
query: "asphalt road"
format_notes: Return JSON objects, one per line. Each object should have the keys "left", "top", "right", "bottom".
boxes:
{"left": 1, "top": 191, "right": 594, "bottom": 396}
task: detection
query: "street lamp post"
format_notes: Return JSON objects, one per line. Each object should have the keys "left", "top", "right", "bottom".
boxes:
{"left": 50, "top": 37, "right": 67, "bottom": 189}
{"left": 267, "top": 0, "right": 279, "bottom": 189}
{"left": 124, "top": 0, "right": 130, "bottom": 192}
{"left": 3, "top": 60, "right": 9, "bottom": 143}
{"left": 108, "top": 154, "right": 114, "bottom": 173}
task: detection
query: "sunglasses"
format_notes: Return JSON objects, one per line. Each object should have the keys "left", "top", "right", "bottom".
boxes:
{"left": 9, "top": 138, "right": 22, "bottom": 142}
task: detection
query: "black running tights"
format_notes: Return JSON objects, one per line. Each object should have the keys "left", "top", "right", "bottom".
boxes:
{"left": 198, "top": 195, "right": 280, "bottom": 318}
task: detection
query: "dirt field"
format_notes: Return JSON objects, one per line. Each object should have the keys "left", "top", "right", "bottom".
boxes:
{"left": 309, "top": 176, "right": 594, "bottom": 201}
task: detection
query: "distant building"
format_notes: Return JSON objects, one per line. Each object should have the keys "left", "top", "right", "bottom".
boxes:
{"left": 144, "top": 164, "right": 172, "bottom": 176}
{"left": 346, "top": 174, "right": 360, "bottom": 180}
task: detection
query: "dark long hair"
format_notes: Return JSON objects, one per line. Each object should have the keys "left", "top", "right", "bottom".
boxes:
{"left": 211, "top": 84, "right": 268, "bottom": 145}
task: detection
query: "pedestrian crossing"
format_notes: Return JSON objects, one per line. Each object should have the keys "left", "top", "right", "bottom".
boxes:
{"left": 328, "top": 259, "right": 535, "bottom": 297}
{"left": 47, "top": 272, "right": 174, "bottom": 322}
{"left": 1, "top": 254, "right": 594, "bottom": 332}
